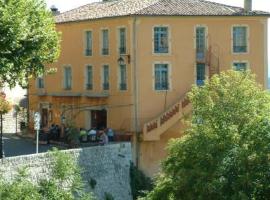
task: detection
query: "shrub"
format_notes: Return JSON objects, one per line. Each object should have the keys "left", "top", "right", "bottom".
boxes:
{"left": 0, "top": 148, "right": 95, "bottom": 200}
{"left": 130, "top": 162, "right": 153, "bottom": 199}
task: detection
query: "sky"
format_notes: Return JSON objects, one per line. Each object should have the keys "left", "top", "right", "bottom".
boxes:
{"left": 45, "top": 0, "right": 270, "bottom": 75}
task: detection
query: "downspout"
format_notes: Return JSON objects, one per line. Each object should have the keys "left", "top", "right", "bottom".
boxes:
{"left": 132, "top": 16, "right": 140, "bottom": 167}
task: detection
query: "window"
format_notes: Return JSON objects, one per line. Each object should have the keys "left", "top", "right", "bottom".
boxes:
{"left": 196, "top": 26, "right": 206, "bottom": 60}
{"left": 101, "top": 29, "right": 109, "bottom": 55}
{"left": 154, "top": 64, "right": 169, "bottom": 90}
{"left": 85, "top": 31, "right": 92, "bottom": 56}
{"left": 196, "top": 63, "right": 206, "bottom": 86}
{"left": 154, "top": 27, "right": 169, "bottom": 54}
{"left": 63, "top": 66, "right": 72, "bottom": 90}
{"left": 86, "top": 65, "right": 93, "bottom": 90}
{"left": 233, "top": 26, "right": 248, "bottom": 53}
{"left": 119, "top": 28, "right": 126, "bottom": 54}
{"left": 119, "top": 64, "right": 127, "bottom": 90}
{"left": 233, "top": 62, "right": 247, "bottom": 71}
{"left": 37, "top": 77, "right": 44, "bottom": 89}
{"left": 102, "top": 65, "right": 109, "bottom": 90}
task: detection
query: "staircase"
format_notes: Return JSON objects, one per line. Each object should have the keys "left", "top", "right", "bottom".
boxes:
{"left": 207, "top": 46, "right": 220, "bottom": 77}
{"left": 143, "top": 93, "right": 191, "bottom": 141}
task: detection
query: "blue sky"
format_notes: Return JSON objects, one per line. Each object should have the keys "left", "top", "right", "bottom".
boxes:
{"left": 45, "top": 0, "right": 270, "bottom": 75}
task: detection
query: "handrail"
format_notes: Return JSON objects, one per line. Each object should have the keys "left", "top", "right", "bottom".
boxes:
{"left": 143, "top": 92, "right": 190, "bottom": 135}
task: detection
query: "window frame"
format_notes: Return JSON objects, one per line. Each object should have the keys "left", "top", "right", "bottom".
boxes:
{"left": 85, "top": 65, "right": 93, "bottom": 90}
{"left": 101, "top": 64, "right": 110, "bottom": 91}
{"left": 84, "top": 30, "right": 93, "bottom": 57}
{"left": 231, "top": 25, "right": 249, "bottom": 54}
{"left": 232, "top": 60, "right": 250, "bottom": 71}
{"left": 117, "top": 26, "right": 127, "bottom": 55}
{"left": 194, "top": 25, "right": 208, "bottom": 59}
{"left": 63, "top": 65, "right": 72, "bottom": 90}
{"left": 100, "top": 28, "right": 109, "bottom": 56}
{"left": 152, "top": 62, "right": 172, "bottom": 92}
{"left": 152, "top": 25, "right": 171, "bottom": 55}
{"left": 36, "top": 76, "right": 45, "bottom": 89}
{"left": 118, "top": 64, "right": 127, "bottom": 91}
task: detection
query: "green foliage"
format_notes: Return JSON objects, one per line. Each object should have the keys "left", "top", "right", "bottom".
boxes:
{"left": 144, "top": 71, "right": 270, "bottom": 200}
{"left": 66, "top": 124, "right": 80, "bottom": 148}
{"left": 130, "top": 162, "right": 153, "bottom": 199}
{"left": 0, "top": 0, "right": 60, "bottom": 87}
{"left": 0, "top": 148, "right": 95, "bottom": 200}
{"left": 88, "top": 178, "right": 97, "bottom": 189}
{"left": 104, "top": 192, "right": 114, "bottom": 200}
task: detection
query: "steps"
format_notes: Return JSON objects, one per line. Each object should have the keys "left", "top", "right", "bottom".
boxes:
{"left": 143, "top": 94, "right": 191, "bottom": 141}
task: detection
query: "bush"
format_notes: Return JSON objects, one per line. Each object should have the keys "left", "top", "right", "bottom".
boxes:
{"left": 130, "top": 162, "right": 153, "bottom": 199}
{"left": 0, "top": 148, "right": 95, "bottom": 200}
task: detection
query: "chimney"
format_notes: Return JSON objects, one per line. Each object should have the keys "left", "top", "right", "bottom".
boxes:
{"left": 244, "top": 0, "right": 252, "bottom": 11}
{"left": 50, "top": 5, "right": 60, "bottom": 16}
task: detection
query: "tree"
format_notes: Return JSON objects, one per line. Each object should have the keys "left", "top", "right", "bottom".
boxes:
{"left": 143, "top": 70, "right": 270, "bottom": 200}
{"left": 0, "top": 0, "right": 60, "bottom": 87}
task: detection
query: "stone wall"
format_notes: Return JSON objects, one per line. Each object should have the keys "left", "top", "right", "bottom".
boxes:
{"left": 0, "top": 143, "right": 133, "bottom": 200}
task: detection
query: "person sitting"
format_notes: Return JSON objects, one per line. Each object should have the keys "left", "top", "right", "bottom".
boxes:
{"left": 99, "top": 130, "right": 108, "bottom": 145}
{"left": 79, "top": 128, "right": 87, "bottom": 142}
{"left": 88, "top": 128, "right": 97, "bottom": 142}
{"left": 107, "top": 128, "right": 114, "bottom": 142}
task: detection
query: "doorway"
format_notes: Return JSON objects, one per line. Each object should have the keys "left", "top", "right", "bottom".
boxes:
{"left": 91, "top": 110, "right": 107, "bottom": 130}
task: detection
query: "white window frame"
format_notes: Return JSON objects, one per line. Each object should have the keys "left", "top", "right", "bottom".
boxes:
{"left": 84, "top": 29, "right": 93, "bottom": 57}
{"left": 231, "top": 25, "right": 249, "bottom": 55}
{"left": 63, "top": 65, "right": 72, "bottom": 90}
{"left": 100, "top": 28, "right": 110, "bottom": 56}
{"left": 118, "top": 64, "right": 128, "bottom": 91}
{"left": 152, "top": 61, "right": 172, "bottom": 92}
{"left": 232, "top": 60, "right": 250, "bottom": 71}
{"left": 101, "top": 64, "right": 110, "bottom": 91}
{"left": 194, "top": 24, "right": 208, "bottom": 50}
{"left": 85, "top": 65, "right": 93, "bottom": 90}
{"left": 117, "top": 26, "right": 127, "bottom": 55}
{"left": 36, "top": 76, "right": 45, "bottom": 89}
{"left": 152, "top": 25, "right": 171, "bottom": 55}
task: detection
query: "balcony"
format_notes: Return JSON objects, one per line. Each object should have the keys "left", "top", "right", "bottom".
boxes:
{"left": 119, "top": 47, "right": 126, "bottom": 55}
{"left": 86, "top": 83, "right": 93, "bottom": 90}
{"left": 85, "top": 49, "right": 92, "bottom": 56}
{"left": 119, "top": 83, "right": 127, "bottom": 91}
{"left": 103, "top": 82, "right": 109, "bottom": 90}
{"left": 102, "top": 48, "right": 109, "bottom": 55}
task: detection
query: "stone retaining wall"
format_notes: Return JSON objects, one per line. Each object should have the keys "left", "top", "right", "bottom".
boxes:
{"left": 0, "top": 143, "right": 132, "bottom": 200}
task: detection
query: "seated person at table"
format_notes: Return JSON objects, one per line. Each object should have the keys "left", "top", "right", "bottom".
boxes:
{"left": 88, "top": 128, "right": 97, "bottom": 142}
{"left": 107, "top": 128, "right": 114, "bottom": 142}
{"left": 79, "top": 128, "right": 87, "bottom": 142}
{"left": 99, "top": 130, "right": 108, "bottom": 145}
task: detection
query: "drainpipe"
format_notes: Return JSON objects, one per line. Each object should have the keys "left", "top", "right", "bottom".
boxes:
{"left": 132, "top": 16, "right": 140, "bottom": 167}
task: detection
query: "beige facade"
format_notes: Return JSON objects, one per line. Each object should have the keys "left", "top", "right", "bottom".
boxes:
{"left": 29, "top": 14, "right": 268, "bottom": 176}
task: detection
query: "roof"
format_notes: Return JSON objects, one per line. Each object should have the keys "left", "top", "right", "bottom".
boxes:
{"left": 55, "top": 0, "right": 270, "bottom": 23}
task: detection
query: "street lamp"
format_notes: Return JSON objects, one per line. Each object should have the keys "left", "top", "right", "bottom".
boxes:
{"left": 117, "top": 55, "right": 131, "bottom": 65}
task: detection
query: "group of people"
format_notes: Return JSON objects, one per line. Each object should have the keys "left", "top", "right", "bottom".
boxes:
{"left": 79, "top": 127, "right": 115, "bottom": 145}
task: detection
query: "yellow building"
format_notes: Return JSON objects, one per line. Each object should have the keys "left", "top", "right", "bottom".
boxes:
{"left": 29, "top": 0, "right": 269, "bottom": 176}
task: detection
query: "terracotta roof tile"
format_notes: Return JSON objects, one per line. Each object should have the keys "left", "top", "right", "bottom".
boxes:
{"left": 55, "top": 0, "right": 270, "bottom": 23}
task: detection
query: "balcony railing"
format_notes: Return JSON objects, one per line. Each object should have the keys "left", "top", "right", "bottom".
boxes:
{"left": 102, "top": 48, "right": 109, "bottom": 55}
{"left": 119, "top": 47, "right": 126, "bottom": 55}
{"left": 85, "top": 49, "right": 92, "bottom": 56}
{"left": 233, "top": 45, "right": 247, "bottom": 53}
{"left": 86, "top": 83, "right": 93, "bottom": 90}
{"left": 119, "top": 83, "right": 127, "bottom": 90}
{"left": 103, "top": 82, "right": 109, "bottom": 90}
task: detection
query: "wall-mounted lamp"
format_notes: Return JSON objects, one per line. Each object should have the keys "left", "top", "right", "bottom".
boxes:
{"left": 117, "top": 55, "right": 131, "bottom": 65}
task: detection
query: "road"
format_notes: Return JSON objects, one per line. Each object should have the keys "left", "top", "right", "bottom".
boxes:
{"left": 2, "top": 134, "right": 62, "bottom": 158}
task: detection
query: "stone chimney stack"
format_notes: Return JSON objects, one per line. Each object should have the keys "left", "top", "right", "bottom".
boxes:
{"left": 244, "top": 0, "right": 252, "bottom": 11}
{"left": 50, "top": 5, "right": 60, "bottom": 16}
